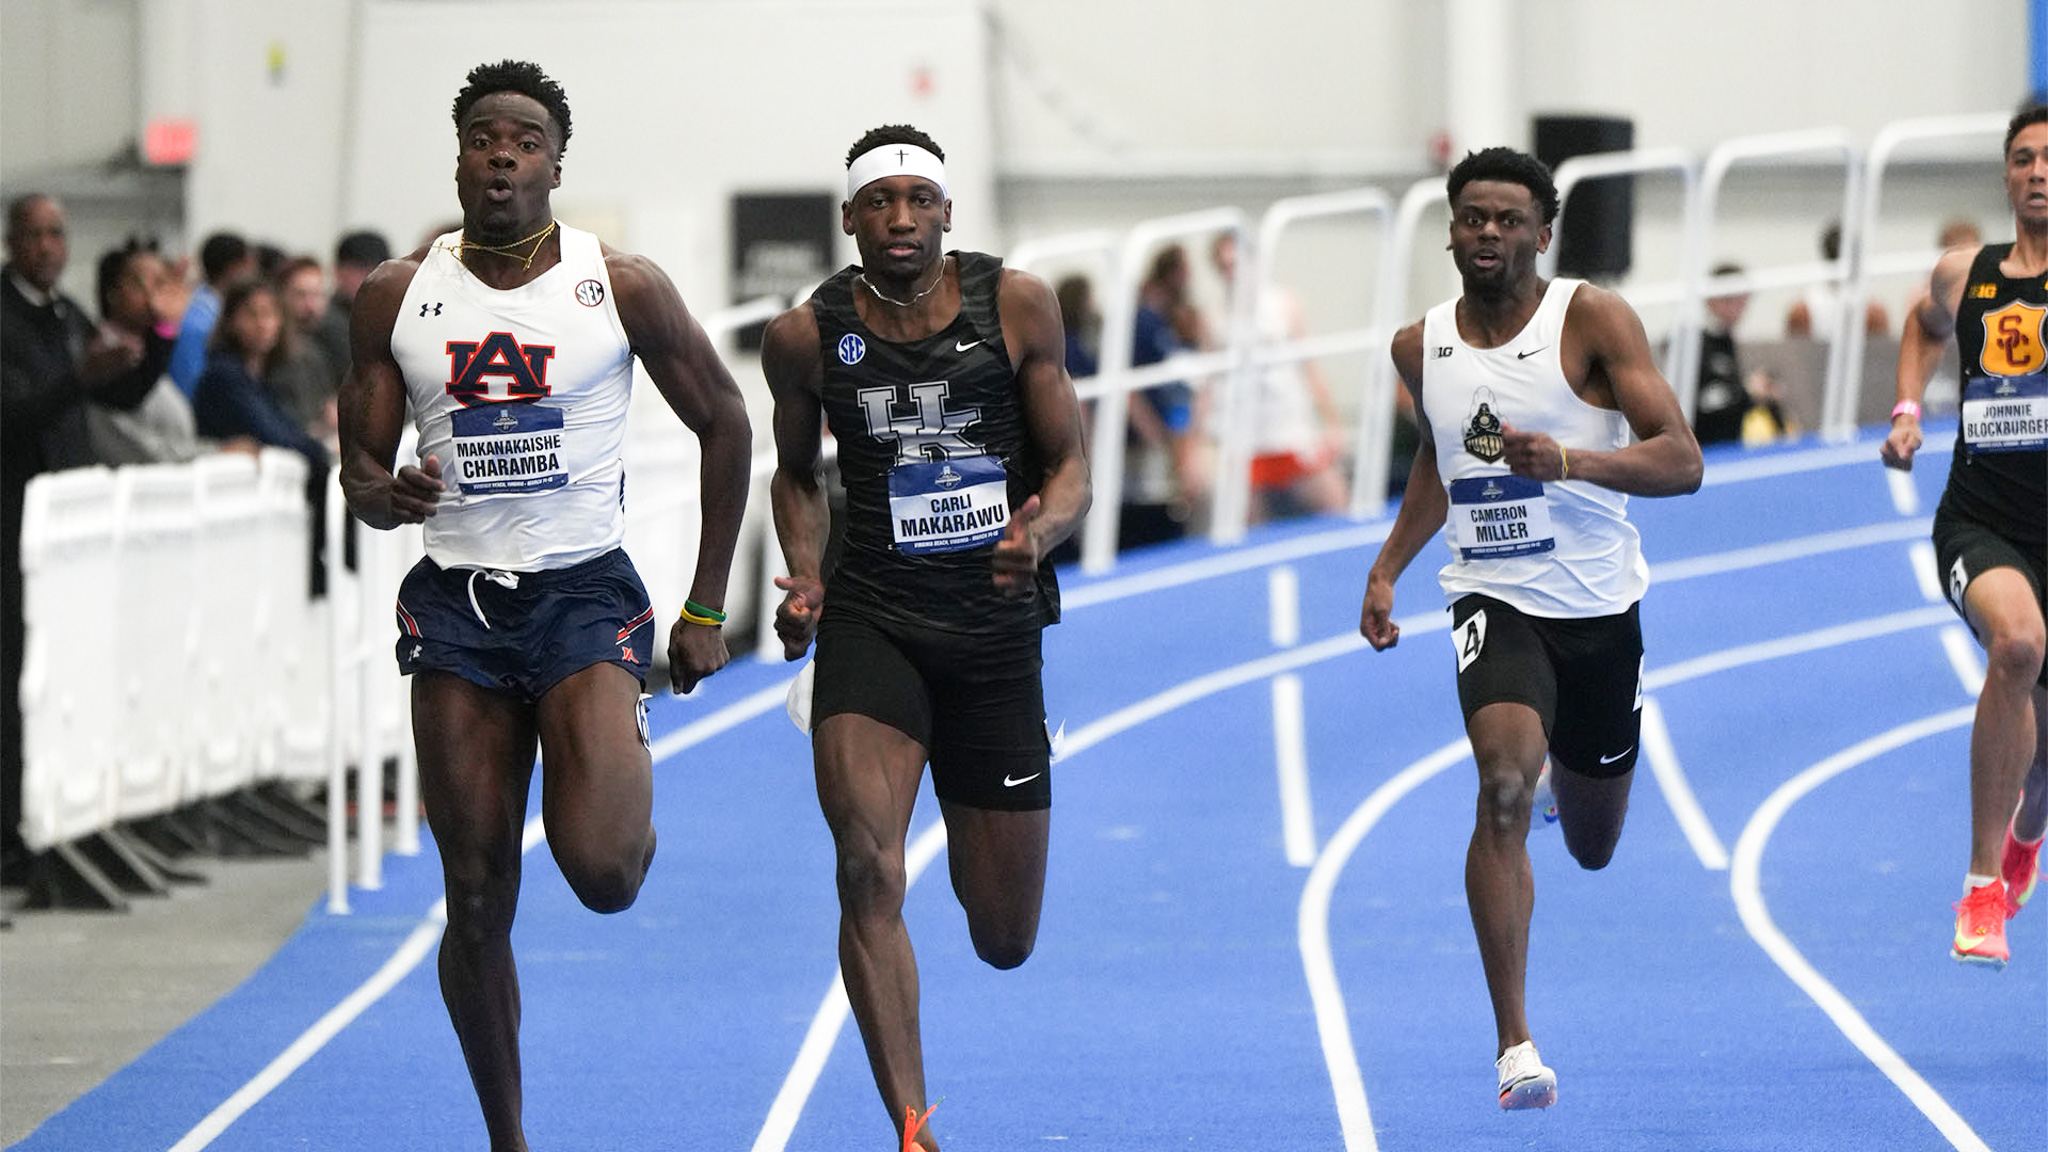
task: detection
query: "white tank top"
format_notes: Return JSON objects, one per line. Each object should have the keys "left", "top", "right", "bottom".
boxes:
{"left": 1420, "top": 278, "right": 1646, "bottom": 617}
{"left": 392, "top": 225, "right": 634, "bottom": 571}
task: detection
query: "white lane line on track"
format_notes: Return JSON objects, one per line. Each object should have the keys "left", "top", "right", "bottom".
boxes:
{"left": 1298, "top": 737, "right": 1470, "bottom": 1152}
{"left": 1273, "top": 674, "right": 1317, "bottom": 866}
{"left": 1297, "top": 606, "right": 1965, "bottom": 1149}
{"left": 1886, "top": 466, "right": 1921, "bottom": 516}
{"left": 1269, "top": 564, "right": 1301, "bottom": 649}
{"left": 750, "top": 818, "right": 949, "bottom": 1152}
{"left": 1939, "top": 626, "right": 1987, "bottom": 696}
{"left": 1639, "top": 696, "right": 1729, "bottom": 870}
{"left": 1729, "top": 707, "right": 1987, "bottom": 1152}
{"left": 1647, "top": 519, "right": 1932, "bottom": 585}
{"left": 181, "top": 515, "right": 1961, "bottom": 1149}
{"left": 166, "top": 678, "right": 798, "bottom": 1152}
{"left": 1909, "top": 541, "right": 1943, "bottom": 602}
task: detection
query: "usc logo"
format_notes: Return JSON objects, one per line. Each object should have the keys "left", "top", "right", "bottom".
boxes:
{"left": 1979, "top": 300, "right": 2047, "bottom": 376}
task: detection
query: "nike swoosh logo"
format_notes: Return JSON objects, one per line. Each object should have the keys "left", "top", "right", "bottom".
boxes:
{"left": 1598, "top": 745, "right": 1635, "bottom": 765}
{"left": 1515, "top": 346, "right": 1548, "bottom": 360}
{"left": 955, "top": 338, "right": 983, "bottom": 352}
{"left": 1002, "top": 772, "right": 1042, "bottom": 787}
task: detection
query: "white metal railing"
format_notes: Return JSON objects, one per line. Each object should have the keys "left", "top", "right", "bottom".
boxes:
{"left": 1219, "top": 187, "right": 1398, "bottom": 538}
{"left": 1542, "top": 146, "right": 1702, "bottom": 400}
{"left": 1833, "top": 113, "right": 2009, "bottom": 437}
{"left": 16, "top": 113, "right": 2011, "bottom": 917}
{"left": 1083, "top": 207, "right": 1255, "bottom": 573}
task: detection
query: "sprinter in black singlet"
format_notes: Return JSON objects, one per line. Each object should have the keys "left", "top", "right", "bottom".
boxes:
{"left": 1885, "top": 104, "right": 2048, "bottom": 971}
{"left": 760, "top": 124, "right": 1090, "bottom": 1151}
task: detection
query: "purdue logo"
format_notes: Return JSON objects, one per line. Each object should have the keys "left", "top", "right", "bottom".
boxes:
{"left": 444, "top": 332, "right": 557, "bottom": 407}
{"left": 1979, "top": 299, "right": 2047, "bottom": 376}
{"left": 1463, "top": 387, "right": 1505, "bottom": 462}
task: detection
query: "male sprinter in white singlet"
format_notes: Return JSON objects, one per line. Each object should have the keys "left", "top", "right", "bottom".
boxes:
{"left": 1885, "top": 104, "right": 2048, "bottom": 971}
{"left": 761, "top": 124, "right": 1089, "bottom": 1151}
{"left": 338, "top": 60, "right": 750, "bottom": 1151}
{"left": 1357, "top": 147, "right": 1702, "bottom": 1111}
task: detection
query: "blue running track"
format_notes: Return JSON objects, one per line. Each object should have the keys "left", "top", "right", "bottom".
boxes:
{"left": 14, "top": 421, "right": 2044, "bottom": 1151}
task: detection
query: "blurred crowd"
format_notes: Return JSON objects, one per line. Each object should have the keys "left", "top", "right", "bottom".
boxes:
{"left": 0, "top": 191, "right": 391, "bottom": 879}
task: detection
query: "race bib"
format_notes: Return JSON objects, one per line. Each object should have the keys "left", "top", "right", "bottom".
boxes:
{"left": 1448, "top": 474, "right": 1556, "bottom": 560}
{"left": 1961, "top": 374, "right": 2048, "bottom": 454}
{"left": 449, "top": 402, "right": 568, "bottom": 494}
{"left": 888, "top": 456, "right": 1009, "bottom": 555}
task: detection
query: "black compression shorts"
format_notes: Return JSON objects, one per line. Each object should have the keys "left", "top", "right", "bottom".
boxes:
{"left": 810, "top": 608, "right": 1051, "bottom": 811}
{"left": 1933, "top": 506, "right": 2048, "bottom": 689}
{"left": 1450, "top": 594, "right": 1644, "bottom": 780}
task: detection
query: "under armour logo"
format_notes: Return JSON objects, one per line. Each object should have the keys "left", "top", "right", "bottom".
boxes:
{"left": 419, "top": 302, "right": 443, "bottom": 317}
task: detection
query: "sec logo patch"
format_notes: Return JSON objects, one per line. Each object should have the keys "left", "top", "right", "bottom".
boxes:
{"left": 575, "top": 279, "right": 605, "bottom": 307}
{"left": 838, "top": 333, "right": 866, "bottom": 365}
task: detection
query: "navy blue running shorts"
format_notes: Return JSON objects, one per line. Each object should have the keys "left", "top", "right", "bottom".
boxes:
{"left": 1449, "top": 594, "right": 1644, "bottom": 780}
{"left": 810, "top": 607, "right": 1051, "bottom": 811}
{"left": 394, "top": 549, "right": 654, "bottom": 703}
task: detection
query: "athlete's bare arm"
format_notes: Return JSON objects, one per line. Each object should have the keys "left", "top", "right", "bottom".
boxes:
{"left": 339, "top": 248, "right": 442, "bottom": 530}
{"left": 761, "top": 303, "right": 831, "bottom": 661}
{"left": 1361, "top": 321, "right": 1449, "bottom": 651}
{"left": 993, "top": 268, "right": 1091, "bottom": 597}
{"left": 1885, "top": 244, "right": 1977, "bottom": 471}
{"left": 1509, "top": 284, "right": 1702, "bottom": 496}
{"left": 605, "top": 248, "right": 753, "bottom": 693}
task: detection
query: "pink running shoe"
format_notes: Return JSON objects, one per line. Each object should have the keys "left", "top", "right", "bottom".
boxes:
{"left": 2001, "top": 825, "right": 2040, "bottom": 920}
{"left": 1952, "top": 880, "right": 2010, "bottom": 970}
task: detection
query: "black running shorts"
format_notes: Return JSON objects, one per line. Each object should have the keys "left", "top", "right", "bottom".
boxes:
{"left": 1933, "top": 506, "right": 2048, "bottom": 688}
{"left": 810, "top": 607, "right": 1051, "bottom": 811}
{"left": 1449, "top": 594, "right": 1644, "bottom": 779}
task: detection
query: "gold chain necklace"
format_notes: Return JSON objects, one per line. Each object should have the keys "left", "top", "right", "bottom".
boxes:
{"left": 441, "top": 219, "right": 559, "bottom": 270}
{"left": 858, "top": 256, "right": 948, "bottom": 307}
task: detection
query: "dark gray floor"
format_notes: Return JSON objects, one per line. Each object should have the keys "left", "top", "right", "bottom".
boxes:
{"left": 0, "top": 850, "right": 328, "bottom": 1147}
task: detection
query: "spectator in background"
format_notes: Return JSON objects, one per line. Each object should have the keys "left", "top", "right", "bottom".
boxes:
{"left": 192, "top": 278, "right": 330, "bottom": 476}
{"left": 1940, "top": 218, "right": 1983, "bottom": 251}
{"left": 1786, "top": 219, "right": 1891, "bottom": 339}
{"left": 1209, "top": 232, "right": 1348, "bottom": 522}
{"left": 253, "top": 242, "right": 288, "bottom": 282}
{"left": 271, "top": 255, "right": 341, "bottom": 443}
{"left": 309, "top": 230, "right": 391, "bottom": 387}
{"left": 169, "top": 230, "right": 256, "bottom": 396}
{"left": 86, "top": 238, "right": 203, "bottom": 464}
{"left": 1693, "top": 262, "right": 1791, "bottom": 446}
{"left": 1055, "top": 273, "right": 1099, "bottom": 380}
{"left": 1, "top": 194, "right": 177, "bottom": 881}
{"left": 1128, "top": 244, "right": 1207, "bottom": 539}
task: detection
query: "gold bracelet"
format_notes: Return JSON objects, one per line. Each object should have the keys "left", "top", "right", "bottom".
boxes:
{"left": 1559, "top": 445, "right": 1570, "bottom": 480}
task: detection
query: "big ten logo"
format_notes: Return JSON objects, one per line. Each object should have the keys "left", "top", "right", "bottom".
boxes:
{"left": 1980, "top": 300, "right": 2047, "bottom": 376}
{"left": 444, "top": 332, "right": 557, "bottom": 406}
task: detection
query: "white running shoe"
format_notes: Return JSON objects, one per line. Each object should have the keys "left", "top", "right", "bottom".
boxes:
{"left": 1496, "top": 1040, "right": 1557, "bottom": 1110}
{"left": 1531, "top": 763, "right": 1559, "bottom": 829}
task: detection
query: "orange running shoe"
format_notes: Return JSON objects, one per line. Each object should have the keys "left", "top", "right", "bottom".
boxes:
{"left": 2000, "top": 825, "right": 2041, "bottom": 919}
{"left": 1951, "top": 880, "right": 2010, "bottom": 969}
{"left": 901, "top": 1102, "right": 937, "bottom": 1152}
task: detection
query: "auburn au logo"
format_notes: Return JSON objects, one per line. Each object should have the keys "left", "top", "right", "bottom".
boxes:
{"left": 1979, "top": 300, "right": 2047, "bottom": 376}
{"left": 444, "top": 331, "right": 557, "bottom": 406}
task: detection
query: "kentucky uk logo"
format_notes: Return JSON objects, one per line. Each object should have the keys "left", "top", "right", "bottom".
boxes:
{"left": 858, "top": 381, "right": 982, "bottom": 464}
{"left": 1980, "top": 300, "right": 2047, "bottom": 376}
{"left": 445, "top": 331, "right": 557, "bottom": 406}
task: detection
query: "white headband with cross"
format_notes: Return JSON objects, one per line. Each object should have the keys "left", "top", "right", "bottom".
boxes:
{"left": 845, "top": 143, "right": 948, "bottom": 201}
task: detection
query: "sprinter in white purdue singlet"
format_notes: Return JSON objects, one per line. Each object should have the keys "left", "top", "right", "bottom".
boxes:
{"left": 337, "top": 60, "right": 751, "bottom": 1151}
{"left": 1884, "top": 104, "right": 2048, "bottom": 972}
{"left": 1356, "top": 147, "right": 1702, "bottom": 1111}
{"left": 761, "top": 124, "right": 1089, "bottom": 1151}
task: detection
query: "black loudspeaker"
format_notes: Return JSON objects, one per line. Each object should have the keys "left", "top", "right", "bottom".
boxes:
{"left": 1532, "top": 115, "right": 1634, "bottom": 279}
